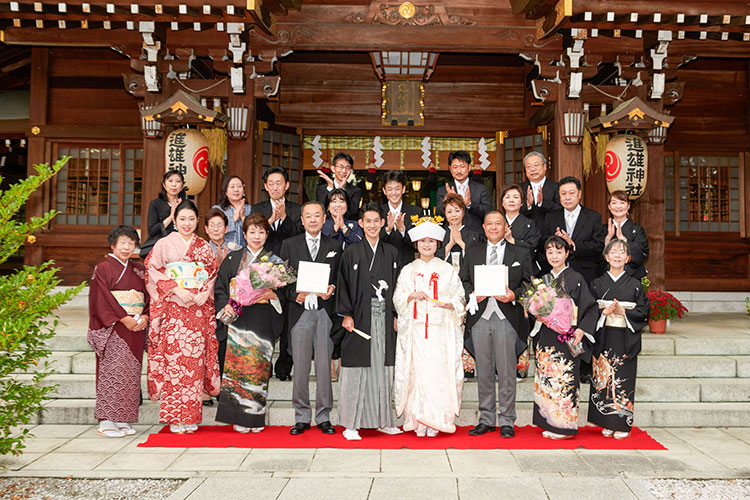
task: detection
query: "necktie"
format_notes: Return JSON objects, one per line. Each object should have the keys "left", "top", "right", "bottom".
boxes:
{"left": 489, "top": 246, "right": 498, "bottom": 265}
{"left": 566, "top": 213, "right": 575, "bottom": 234}
{"left": 309, "top": 239, "right": 318, "bottom": 260}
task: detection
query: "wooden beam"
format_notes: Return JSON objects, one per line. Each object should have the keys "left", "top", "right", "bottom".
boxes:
{"left": 25, "top": 47, "right": 50, "bottom": 268}
{"left": 570, "top": 1, "right": 750, "bottom": 17}
{"left": 636, "top": 143, "right": 666, "bottom": 290}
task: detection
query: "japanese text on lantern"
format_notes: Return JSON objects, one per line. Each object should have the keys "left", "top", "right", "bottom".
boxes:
{"left": 167, "top": 131, "right": 188, "bottom": 175}
{"left": 624, "top": 136, "right": 645, "bottom": 197}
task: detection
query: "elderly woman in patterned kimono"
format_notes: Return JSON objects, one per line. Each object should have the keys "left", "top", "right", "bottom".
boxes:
{"left": 588, "top": 238, "right": 650, "bottom": 439}
{"left": 393, "top": 216, "right": 466, "bottom": 438}
{"left": 531, "top": 236, "right": 598, "bottom": 440}
{"left": 145, "top": 200, "right": 220, "bottom": 434}
{"left": 88, "top": 226, "right": 148, "bottom": 438}
{"left": 214, "top": 213, "right": 286, "bottom": 434}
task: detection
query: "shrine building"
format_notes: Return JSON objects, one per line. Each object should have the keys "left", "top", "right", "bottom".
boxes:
{"left": 0, "top": 0, "right": 748, "bottom": 293}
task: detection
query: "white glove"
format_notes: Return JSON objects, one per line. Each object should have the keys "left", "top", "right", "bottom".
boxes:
{"left": 304, "top": 293, "right": 319, "bottom": 310}
{"left": 467, "top": 292, "right": 479, "bottom": 315}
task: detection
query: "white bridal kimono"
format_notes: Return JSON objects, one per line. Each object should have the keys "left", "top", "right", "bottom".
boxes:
{"left": 393, "top": 257, "right": 466, "bottom": 433}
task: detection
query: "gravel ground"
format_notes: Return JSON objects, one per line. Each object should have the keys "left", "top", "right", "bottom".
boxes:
{"left": 0, "top": 478, "right": 184, "bottom": 500}
{"left": 644, "top": 479, "right": 750, "bottom": 500}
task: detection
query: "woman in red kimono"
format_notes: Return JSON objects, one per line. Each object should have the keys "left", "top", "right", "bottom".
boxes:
{"left": 88, "top": 226, "right": 149, "bottom": 438}
{"left": 145, "top": 200, "right": 221, "bottom": 434}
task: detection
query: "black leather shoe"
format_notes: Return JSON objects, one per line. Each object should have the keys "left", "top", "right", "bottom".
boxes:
{"left": 202, "top": 399, "right": 214, "bottom": 407}
{"left": 500, "top": 425, "right": 515, "bottom": 438}
{"left": 468, "top": 423, "right": 496, "bottom": 436}
{"left": 289, "top": 423, "right": 310, "bottom": 435}
{"left": 276, "top": 374, "right": 292, "bottom": 381}
{"left": 318, "top": 421, "right": 336, "bottom": 434}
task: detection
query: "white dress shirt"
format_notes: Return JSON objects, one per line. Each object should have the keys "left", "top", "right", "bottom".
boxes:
{"left": 480, "top": 241, "right": 507, "bottom": 321}
{"left": 564, "top": 204, "right": 582, "bottom": 235}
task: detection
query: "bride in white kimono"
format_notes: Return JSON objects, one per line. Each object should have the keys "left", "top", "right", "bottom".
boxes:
{"left": 393, "top": 217, "right": 466, "bottom": 437}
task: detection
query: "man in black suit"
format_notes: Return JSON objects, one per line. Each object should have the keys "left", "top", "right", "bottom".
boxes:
{"left": 520, "top": 151, "right": 561, "bottom": 229}
{"left": 436, "top": 150, "right": 492, "bottom": 234}
{"left": 280, "top": 201, "right": 342, "bottom": 436}
{"left": 380, "top": 170, "right": 421, "bottom": 266}
{"left": 541, "top": 176, "right": 606, "bottom": 284}
{"left": 459, "top": 211, "right": 532, "bottom": 439}
{"left": 316, "top": 152, "right": 362, "bottom": 220}
{"left": 252, "top": 166, "right": 303, "bottom": 381}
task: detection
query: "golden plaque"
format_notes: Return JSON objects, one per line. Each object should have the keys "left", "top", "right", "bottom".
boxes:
{"left": 399, "top": 2, "right": 416, "bottom": 19}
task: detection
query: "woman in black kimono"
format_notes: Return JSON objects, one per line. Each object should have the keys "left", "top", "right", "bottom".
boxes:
{"left": 531, "top": 236, "right": 598, "bottom": 439}
{"left": 588, "top": 238, "right": 650, "bottom": 439}
{"left": 604, "top": 190, "right": 649, "bottom": 279}
{"left": 501, "top": 183, "right": 541, "bottom": 268}
{"left": 214, "top": 213, "right": 285, "bottom": 434}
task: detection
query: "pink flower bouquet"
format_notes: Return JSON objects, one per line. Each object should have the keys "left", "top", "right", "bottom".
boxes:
{"left": 229, "top": 253, "right": 297, "bottom": 313}
{"left": 519, "top": 276, "right": 583, "bottom": 357}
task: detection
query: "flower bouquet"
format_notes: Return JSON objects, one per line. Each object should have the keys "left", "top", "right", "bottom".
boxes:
{"left": 218, "top": 253, "right": 297, "bottom": 325}
{"left": 519, "top": 275, "right": 583, "bottom": 357}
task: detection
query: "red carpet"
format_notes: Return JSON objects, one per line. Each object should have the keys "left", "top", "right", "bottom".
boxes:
{"left": 137, "top": 425, "right": 665, "bottom": 450}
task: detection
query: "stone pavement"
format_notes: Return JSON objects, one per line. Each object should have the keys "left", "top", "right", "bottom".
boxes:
{"left": 2, "top": 425, "right": 750, "bottom": 500}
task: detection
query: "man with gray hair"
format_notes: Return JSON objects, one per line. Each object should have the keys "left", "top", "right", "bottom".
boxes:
{"left": 520, "top": 151, "right": 561, "bottom": 230}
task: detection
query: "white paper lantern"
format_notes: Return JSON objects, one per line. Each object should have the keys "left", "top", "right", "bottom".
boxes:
{"left": 605, "top": 134, "right": 648, "bottom": 200}
{"left": 165, "top": 128, "right": 209, "bottom": 195}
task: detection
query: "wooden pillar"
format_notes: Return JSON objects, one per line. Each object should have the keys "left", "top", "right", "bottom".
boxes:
{"left": 24, "top": 48, "right": 50, "bottom": 267}
{"left": 636, "top": 144, "right": 665, "bottom": 290}
{"left": 226, "top": 96, "right": 257, "bottom": 202}
{"left": 140, "top": 135, "right": 166, "bottom": 239}
{"left": 552, "top": 89, "right": 583, "bottom": 182}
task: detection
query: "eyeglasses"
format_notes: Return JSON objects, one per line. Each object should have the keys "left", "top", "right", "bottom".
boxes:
{"left": 334, "top": 163, "right": 353, "bottom": 170}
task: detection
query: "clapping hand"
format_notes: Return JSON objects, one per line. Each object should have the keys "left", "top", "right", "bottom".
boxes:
{"left": 504, "top": 225, "right": 515, "bottom": 244}
{"left": 395, "top": 213, "right": 406, "bottom": 233}
{"left": 526, "top": 185, "right": 534, "bottom": 209}
{"left": 555, "top": 227, "right": 574, "bottom": 246}
{"left": 318, "top": 169, "right": 334, "bottom": 189}
{"left": 386, "top": 211, "right": 396, "bottom": 233}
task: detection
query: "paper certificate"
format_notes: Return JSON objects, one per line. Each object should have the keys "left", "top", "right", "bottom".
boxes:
{"left": 296, "top": 261, "right": 331, "bottom": 294}
{"left": 474, "top": 264, "right": 508, "bottom": 297}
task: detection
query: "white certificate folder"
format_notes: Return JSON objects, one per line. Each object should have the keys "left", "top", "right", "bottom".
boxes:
{"left": 295, "top": 261, "right": 331, "bottom": 294}
{"left": 474, "top": 265, "right": 508, "bottom": 297}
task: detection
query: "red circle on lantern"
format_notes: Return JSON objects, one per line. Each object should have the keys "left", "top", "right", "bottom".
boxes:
{"left": 605, "top": 151, "right": 621, "bottom": 183}
{"left": 193, "top": 146, "right": 209, "bottom": 178}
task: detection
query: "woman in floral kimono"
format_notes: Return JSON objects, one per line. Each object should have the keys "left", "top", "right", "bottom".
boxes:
{"left": 145, "top": 200, "right": 220, "bottom": 434}
{"left": 588, "top": 238, "right": 650, "bottom": 439}
{"left": 88, "top": 225, "right": 148, "bottom": 438}
{"left": 214, "top": 213, "right": 285, "bottom": 434}
{"left": 531, "top": 236, "right": 598, "bottom": 439}
{"left": 393, "top": 217, "right": 466, "bottom": 437}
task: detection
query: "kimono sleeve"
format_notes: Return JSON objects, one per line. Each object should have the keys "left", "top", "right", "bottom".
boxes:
{"left": 335, "top": 248, "right": 356, "bottom": 318}
{"left": 625, "top": 281, "right": 650, "bottom": 333}
{"left": 214, "top": 256, "right": 234, "bottom": 312}
{"left": 573, "top": 276, "right": 598, "bottom": 337}
{"left": 392, "top": 264, "right": 413, "bottom": 317}
{"left": 89, "top": 263, "right": 128, "bottom": 327}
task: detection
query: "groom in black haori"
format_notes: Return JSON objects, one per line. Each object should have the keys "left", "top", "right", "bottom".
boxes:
{"left": 336, "top": 203, "right": 403, "bottom": 441}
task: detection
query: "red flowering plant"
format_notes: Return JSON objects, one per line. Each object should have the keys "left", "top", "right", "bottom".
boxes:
{"left": 645, "top": 289, "right": 688, "bottom": 321}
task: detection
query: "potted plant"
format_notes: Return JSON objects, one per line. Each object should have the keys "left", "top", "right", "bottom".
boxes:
{"left": 642, "top": 277, "right": 688, "bottom": 334}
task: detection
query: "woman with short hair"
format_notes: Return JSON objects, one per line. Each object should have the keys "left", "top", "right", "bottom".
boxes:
{"left": 604, "top": 190, "right": 649, "bottom": 279}
{"left": 437, "top": 192, "right": 485, "bottom": 264}
{"left": 588, "top": 238, "right": 650, "bottom": 439}
{"left": 214, "top": 212, "right": 286, "bottom": 433}
{"left": 88, "top": 225, "right": 149, "bottom": 438}
{"left": 322, "top": 188, "right": 363, "bottom": 249}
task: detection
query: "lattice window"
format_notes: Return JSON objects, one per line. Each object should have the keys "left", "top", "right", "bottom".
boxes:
{"left": 55, "top": 144, "right": 143, "bottom": 226}
{"left": 664, "top": 152, "right": 741, "bottom": 233}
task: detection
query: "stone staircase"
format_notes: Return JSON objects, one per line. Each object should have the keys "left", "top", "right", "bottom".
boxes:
{"left": 17, "top": 296, "right": 750, "bottom": 428}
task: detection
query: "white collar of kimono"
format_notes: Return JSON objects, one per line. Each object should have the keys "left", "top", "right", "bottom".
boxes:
{"left": 407, "top": 220, "right": 446, "bottom": 243}
{"left": 615, "top": 217, "right": 629, "bottom": 228}
{"left": 607, "top": 270, "right": 626, "bottom": 282}
{"left": 246, "top": 246, "right": 262, "bottom": 261}
{"left": 367, "top": 238, "right": 379, "bottom": 254}
{"left": 552, "top": 265, "right": 569, "bottom": 279}
{"left": 107, "top": 253, "right": 129, "bottom": 267}
{"left": 505, "top": 213, "right": 519, "bottom": 226}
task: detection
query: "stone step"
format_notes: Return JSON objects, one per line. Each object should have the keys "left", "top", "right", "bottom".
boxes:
{"left": 21, "top": 350, "right": 750, "bottom": 379}
{"left": 15, "top": 372, "right": 749, "bottom": 404}
{"left": 37, "top": 398, "right": 750, "bottom": 428}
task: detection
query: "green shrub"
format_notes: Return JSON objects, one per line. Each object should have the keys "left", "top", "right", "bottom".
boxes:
{"left": 0, "top": 157, "right": 84, "bottom": 456}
